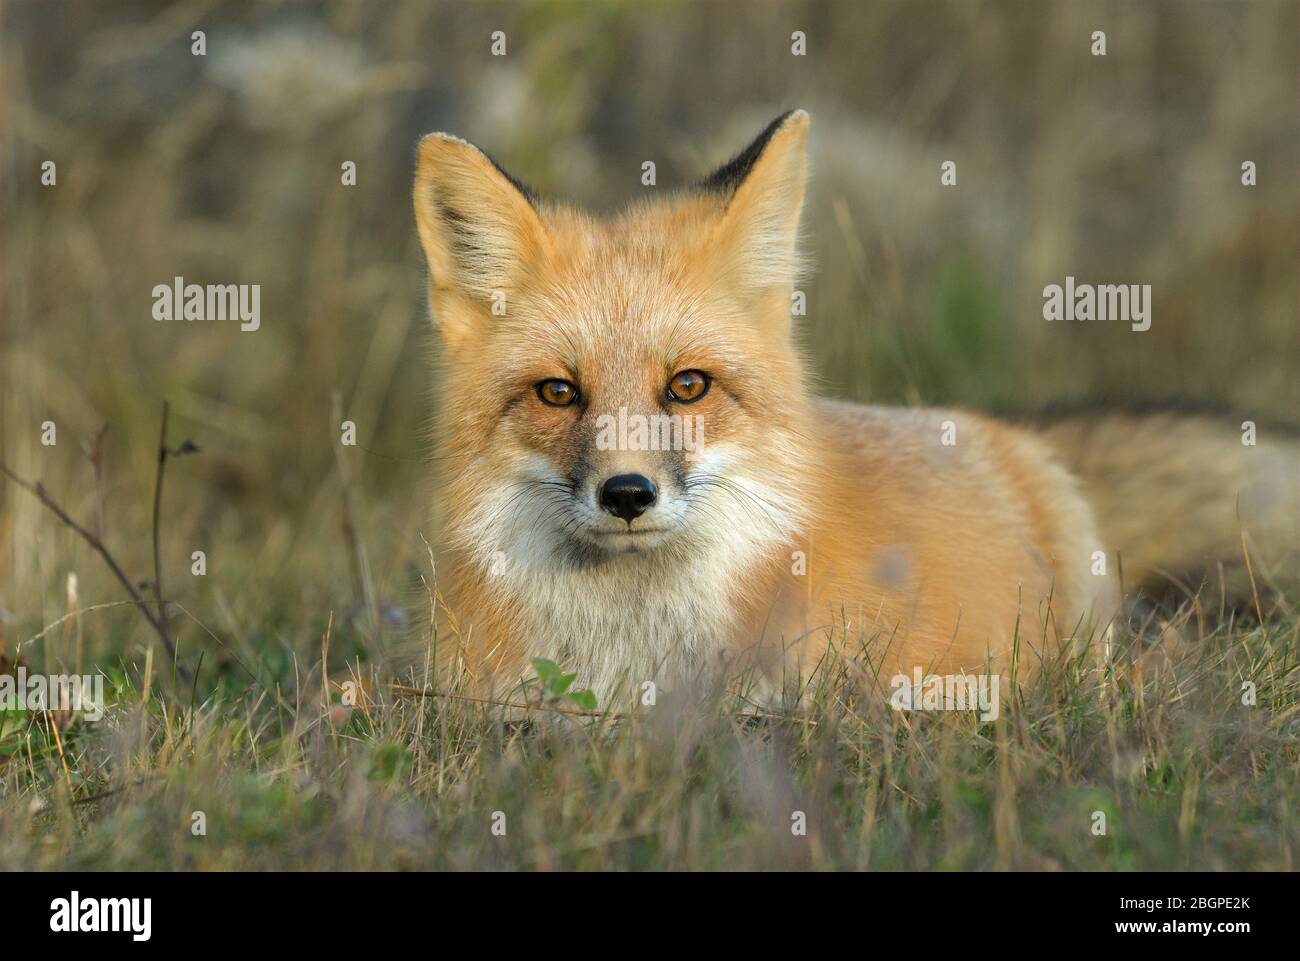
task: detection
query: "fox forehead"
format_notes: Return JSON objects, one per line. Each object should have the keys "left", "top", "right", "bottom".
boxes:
{"left": 473, "top": 210, "right": 750, "bottom": 380}
{"left": 522, "top": 199, "right": 734, "bottom": 328}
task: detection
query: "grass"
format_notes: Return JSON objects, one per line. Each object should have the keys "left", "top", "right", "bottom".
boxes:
{"left": 1, "top": 563, "right": 1296, "bottom": 870}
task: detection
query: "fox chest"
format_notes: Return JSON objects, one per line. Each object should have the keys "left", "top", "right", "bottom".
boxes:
{"left": 504, "top": 564, "right": 738, "bottom": 705}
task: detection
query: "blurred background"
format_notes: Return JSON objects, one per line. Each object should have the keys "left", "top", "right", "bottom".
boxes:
{"left": 2, "top": 0, "right": 1296, "bottom": 677}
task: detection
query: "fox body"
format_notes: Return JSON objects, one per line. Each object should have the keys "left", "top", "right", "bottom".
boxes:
{"left": 413, "top": 111, "right": 1298, "bottom": 705}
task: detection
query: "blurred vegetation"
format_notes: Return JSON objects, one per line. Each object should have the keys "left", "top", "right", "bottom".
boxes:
{"left": 3, "top": 614, "right": 1298, "bottom": 870}
{"left": 0, "top": 0, "right": 1296, "bottom": 869}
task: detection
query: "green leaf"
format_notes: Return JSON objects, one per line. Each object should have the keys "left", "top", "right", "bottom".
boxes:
{"left": 531, "top": 657, "right": 560, "bottom": 681}
{"left": 551, "top": 672, "right": 577, "bottom": 695}
{"left": 565, "top": 689, "right": 597, "bottom": 711}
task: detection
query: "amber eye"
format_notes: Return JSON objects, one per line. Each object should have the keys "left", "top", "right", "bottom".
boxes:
{"left": 667, "top": 369, "right": 709, "bottom": 403}
{"left": 536, "top": 379, "right": 579, "bottom": 407}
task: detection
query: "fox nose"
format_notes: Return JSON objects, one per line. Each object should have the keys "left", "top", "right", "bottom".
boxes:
{"left": 599, "top": 474, "right": 658, "bottom": 522}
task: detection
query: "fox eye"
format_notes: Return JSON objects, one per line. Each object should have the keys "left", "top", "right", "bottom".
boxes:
{"left": 536, "top": 379, "right": 579, "bottom": 407}
{"left": 667, "top": 370, "right": 709, "bottom": 403}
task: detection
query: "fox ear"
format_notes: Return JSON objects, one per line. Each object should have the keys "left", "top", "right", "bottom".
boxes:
{"left": 702, "top": 110, "right": 809, "bottom": 299}
{"left": 413, "top": 134, "right": 549, "bottom": 336}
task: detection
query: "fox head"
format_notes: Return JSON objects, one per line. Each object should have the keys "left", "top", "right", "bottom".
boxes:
{"left": 414, "top": 110, "right": 817, "bottom": 584}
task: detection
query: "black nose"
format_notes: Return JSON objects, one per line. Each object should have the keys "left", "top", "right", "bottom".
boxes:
{"left": 598, "top": 474, "right": 658, "bottom": 522}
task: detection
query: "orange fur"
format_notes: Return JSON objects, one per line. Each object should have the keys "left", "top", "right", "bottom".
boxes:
{"left": 411, "top": 112, "right": 1295, "bottom": 707}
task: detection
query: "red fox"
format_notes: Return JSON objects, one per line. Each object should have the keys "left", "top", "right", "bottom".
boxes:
{"left": 412, "top": 110, "right": 1298, "bottom": 707}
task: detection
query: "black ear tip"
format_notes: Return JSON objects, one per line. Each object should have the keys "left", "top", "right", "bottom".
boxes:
{"left": 478, "top": 147, "right": 541, "bottom": 208}
{"left": 698, "top": 109, "right": 808, "bottom": 195}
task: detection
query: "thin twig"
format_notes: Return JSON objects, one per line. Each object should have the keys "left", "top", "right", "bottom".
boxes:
{"left": 388, "top": 683, "right": 818, "bottom": 725}
{"left": 389, "top": 683, "right": 624, "bottom": 719}
{"left": 0, "top": 462, "right": 170, "bottom": 652}
{"left": 15, "top": 600, "right": 143, "bottom": 658}
{"left": 170, "top": 602, "right": 265, "bottom": 690}
{"left": 0, "top": 460, "right": 188, "bottom": 684}
{"left": 151, "top": 401, "right": 173, "bottom": 661}
{"left": 70, "top": 774, "right": 165, "bottom": 808}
